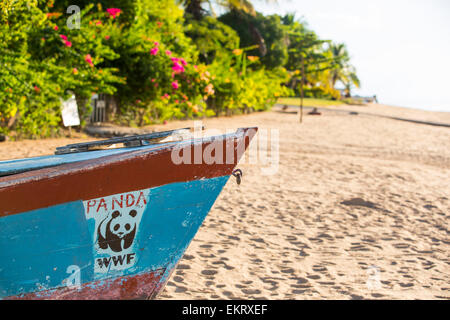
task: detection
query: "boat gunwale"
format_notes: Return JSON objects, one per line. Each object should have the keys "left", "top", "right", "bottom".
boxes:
{"left": 0, "top": 127, "right": 257, "bottom": 217}
{"left": 0, "top": 127, "right": 255, "bottom": 187}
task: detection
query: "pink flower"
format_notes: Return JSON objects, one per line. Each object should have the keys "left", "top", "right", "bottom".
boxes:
{"left": 106, "top": 8, "right": 121, "bottom": 19}
{"left": 105, "top": 35, "right": 110, "bottom": 40}
{"left": 171, "top": 57, "right": 187, "bottom": 66}
{"left": 34, "top": 86, "right": 40, "bottom": 93}
{"left": 95, "top": 20, "right": 102, "bottom": 26}
{"left": 175, "top": 99, "right": 179, "bottom": 104}
{"left": 85, "top": 54, "right": 94, "bottom": 67}
{"left": 172, "top": 61, "right": 185, "bottom": 73}
{"left": 171, "top": 81, "right": 179, "bottom": 90}
{"left": 72, "top": 68, "right": 78, "bottom": 75}
{"left": 60, "top": 34, "right": 68, "bottom": 41}
{"left": 64, "top": 40, "right": 72, "bottom": 47}
{"left": 53, "top": 25, "right": 58, "bottom": 31}
{"left": 150, "top": 47, "right": 159, "bottom": 55}
{"left": 151, "top": 79, "right": 156, "bottom": 82}
{"left": 165, "top": 50, "right": 172, "bottom": 56}
{"left": 154, "top": 41, "right": 159, "bottom": 47}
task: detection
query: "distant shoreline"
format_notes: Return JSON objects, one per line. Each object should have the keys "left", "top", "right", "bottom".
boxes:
{"left": 274, "top": 104, "right": 450, "bottom": 128}
{"left": 379, "top": 102, "right": 450, "bottom": 114}
{"left": 274, "top": 101, "right": 450, "bottom": 127}
{"left": 277, "top": 97, "right": 450, "bottom": 114}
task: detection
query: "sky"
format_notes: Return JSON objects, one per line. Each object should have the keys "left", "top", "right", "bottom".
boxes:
{"left": 253, "top": 0, "right": 450, "bottom": 112}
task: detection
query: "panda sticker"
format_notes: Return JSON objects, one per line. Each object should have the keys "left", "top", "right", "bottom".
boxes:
{"left": 97, "top": 209, "right": 138, "bottom": 253}
{"left": 83, "top": 189, "right": 150, "bottom": 276}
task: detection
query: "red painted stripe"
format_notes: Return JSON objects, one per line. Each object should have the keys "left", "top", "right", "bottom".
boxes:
{"left": 0, "top": 128, "right": 256, "bottom": 217}
{"left": 5, "top": 268, "right": 166, "bottom": 300}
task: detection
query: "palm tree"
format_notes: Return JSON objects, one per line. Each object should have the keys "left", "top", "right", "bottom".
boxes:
{"left": 328, "top": 42, "right": 360, "bottom": 96}
{"left": 179, "top": 1, "right": 277, "bottom": 57}
{"left": 342, "top": 69, "right": 360, "bottom": 97}
{"left": 328, "top": 43, "right": 350, "bottom": 87}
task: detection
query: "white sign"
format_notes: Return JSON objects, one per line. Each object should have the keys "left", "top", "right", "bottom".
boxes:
{"left": 83, "top": 189, "right": 150, "bottom": 275}
{"left": 96, "top": 100, "right": 106, "bottom": 108}
{"left": 61, "top": 95, "right": 80, "bottom": 127}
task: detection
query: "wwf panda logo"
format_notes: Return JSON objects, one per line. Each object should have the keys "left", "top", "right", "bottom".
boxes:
{"left": 97, "top": 209, "right": 138, "bottom": 253}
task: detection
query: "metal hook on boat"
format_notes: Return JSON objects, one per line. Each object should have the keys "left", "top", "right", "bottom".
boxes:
{"left": 232, "top": 169, "right": 243, "bottom": 185}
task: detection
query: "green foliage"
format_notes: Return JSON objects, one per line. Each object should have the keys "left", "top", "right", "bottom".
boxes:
{"left": 206, "top": 46, "right": 290, "bottom": 115}
{"left": 102, "top": 0, "right": 214, "bottom": 126}
{"left": 184, "top": 16, "right": 240, "bottom": 64}
{"left": 280, "top": 13, "right": 361, "bottom": 100}
{"left": 0, "top": 1, "right": 360, "bottom": 139}
{"left": 0, "top": 0, "right": 122, "bottom": 138}
{"left": 219, "top": 11, "right": 288, "bottom": 69}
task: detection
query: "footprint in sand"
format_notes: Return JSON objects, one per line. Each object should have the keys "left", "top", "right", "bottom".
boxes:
{"left": 341, "top": 198, "right": 380, "bottom": 210}
{"left": 201, "top": 269, "right": 218, "bottom": 276}
{"left": 299, "top": 250, "right": 310, "bottom": 257}
{"left": 175, "top": 286, "right": 188, "bottom": 293}
{"left": 280, "top": 268, "right": 295, "bottom": 274}
{"left": 292, "top": 289, "right": 308, "bottom": 294}
{"left": 176, "top": 264, "right": 191, "bottom": 270}
{"left": 241, "top": 289, "right": 261, "bottom": 295}
{"left": 399, "top": 282, "right": 414, "bottom": 288}
{"left": 312, "top": 265, "right": 327, "bottom": 272}
{"left": 222, "top": 291, "right": 234, "bottom": 297}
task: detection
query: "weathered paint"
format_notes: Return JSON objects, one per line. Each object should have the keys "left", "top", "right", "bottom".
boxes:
{"left": 0, "top": 127, "right": 257, "bottom": 299}
{"left": 0, "top": 129, "right": 251, "bottom": 177}
{"left": 0, "top": 145, "right": 147, "bottom": 177}
{"left": 0, "top": 176, "right": 230, "bottom": 299}
{"left": 5, "top": 269, "right": 166, "bottom": 300}
{"left": 0, "top": 128, "right": 257, "bottom": 217}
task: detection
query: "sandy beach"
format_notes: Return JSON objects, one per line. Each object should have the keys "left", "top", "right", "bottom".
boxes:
{"left": 1, "top": 103, "right": 449, "bottom": 300}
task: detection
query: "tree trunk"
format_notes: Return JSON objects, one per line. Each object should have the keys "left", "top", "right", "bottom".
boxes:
{"left": 299, "top": 55, "right": 305, "bottom": 123}
{"left": 185, "top": 0, "right": 204, "bottom": 20}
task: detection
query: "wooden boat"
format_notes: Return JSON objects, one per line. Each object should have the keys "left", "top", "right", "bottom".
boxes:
{"left": 0, "top": 127, "right": 257, "bottom": 299}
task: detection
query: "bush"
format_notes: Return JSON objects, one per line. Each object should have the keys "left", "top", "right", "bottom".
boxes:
{"left": 102, "top": 0, "right": 214, "bottom": 126}
{"left": 206, "top": 46, "right": 290, "bottom": 115}
{"left": 0, "top": 1, "right": 122, "bottom": 138}
{"left": 0, "top": 1, "right": 357, "bottom": 139}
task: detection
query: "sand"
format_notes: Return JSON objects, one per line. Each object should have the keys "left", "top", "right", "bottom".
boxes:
{"left": 1, "top": 103, "right": 449, "bottom": 300}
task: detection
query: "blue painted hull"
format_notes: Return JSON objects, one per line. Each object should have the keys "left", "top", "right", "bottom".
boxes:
{"left": 0, "top": 175, "right": 230, "bottom": 299}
